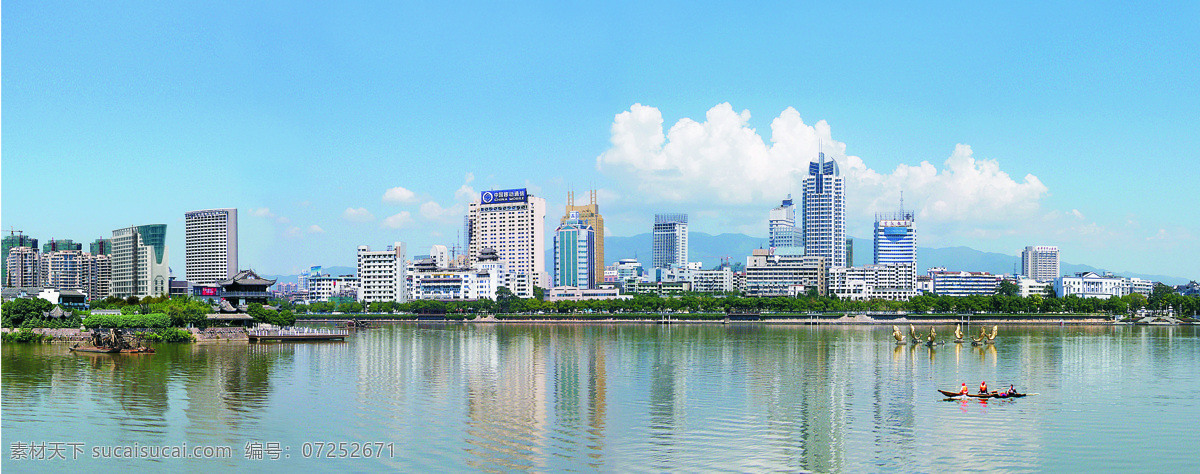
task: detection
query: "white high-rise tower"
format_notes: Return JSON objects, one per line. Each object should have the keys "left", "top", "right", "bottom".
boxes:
{"left": 185, "top": 208, "right": 238, "bottom": 285}
{"left": 802, "top": 151, "right": 846, "bottom": 267}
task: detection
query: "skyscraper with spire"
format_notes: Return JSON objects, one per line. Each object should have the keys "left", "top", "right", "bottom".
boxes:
{"left": 802, "top": 150, "right": 846, "bottom": 267}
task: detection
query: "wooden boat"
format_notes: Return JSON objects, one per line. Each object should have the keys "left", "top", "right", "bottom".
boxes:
{"left": 70, "top": 345, "right": 120, "bottom": 353}
{"left": 70, "top": 345, "right": 154, "bottom": 354}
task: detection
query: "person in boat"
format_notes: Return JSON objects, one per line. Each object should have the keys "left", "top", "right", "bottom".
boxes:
{"left": 979, "top": 381, "right": 988, "bottom": 394}
{"left": 959, "top": 383, "right": 969, "bottom": 395}
{"left": 1006, "top": 385, "right": 1017, "bottom": 395}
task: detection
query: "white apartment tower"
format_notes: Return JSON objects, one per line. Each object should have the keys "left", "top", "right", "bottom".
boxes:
{"left": 1022, "top": 246, "right": 1060, "bottom": 283}
{"left": 111, "top": 224, "right": 170, "bottom": 298}
{"left": 357, "top": 243, "right": 408, "bottom": 303}
{"left": 652, "top": 213, "right": 688, "bottom": 269}
{"left": 185, "top": 208, "right": 238, "bottom": 285}
{"left": 466, "top": 188, "right": 548, "bottom": 288}
{"left": 802, "top": 151, "right": 846, "bottom": 268}
{"left": 769, "top": 195, "right": 798, "bottom": 249}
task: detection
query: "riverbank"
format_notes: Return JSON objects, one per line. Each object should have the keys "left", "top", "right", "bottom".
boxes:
{"left": 0, "top": 327, "right": 249, "bottom": 342}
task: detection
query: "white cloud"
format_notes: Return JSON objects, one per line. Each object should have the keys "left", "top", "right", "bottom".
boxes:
{"left": 382, "top": 186, "right": 418, "bottom": 204}
{"left": 283, "top": 226, "right": 302, "bottom": 239}
{"left": 308, "top": 225, "right": 325, "bottom": 234}
{"left": 419, "top": 201, "right": 461, "bottom": 222}
{"left": 464, "top": 172, "right": 475, "bottom": 184}
{"left": 455, "top": 184, "right": 476, "bottom": 203}
{"left": 381, "top": 211, "right": 414, "bottom": 229}
{"left": 249, "top": 207, "right": 276, "bottom": 218}
{"left": 276, "top": 216, "right": 291, "bottom": 224}
{"left": 342, "top": 207, "right": 375, "bottom": 223}
{"left": 596, "top": 103, "right": 1051, "bottom": 241}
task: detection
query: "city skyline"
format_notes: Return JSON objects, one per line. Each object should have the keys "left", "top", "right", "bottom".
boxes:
{"left": 3, "top": 2, "right": 1197, "bottom": 279}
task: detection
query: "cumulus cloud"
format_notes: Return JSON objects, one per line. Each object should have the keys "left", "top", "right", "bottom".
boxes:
{"left": 382, "top": 186, "right": 418, "bottom": 204}
{"left": 248, "top": 207, "right": 276, "bottom": 218}
{"left": 596, "top": 103, "right": 1051, "bottom": 238}
{"left": 276, "top": 216, "right": 290, "bottom": 224}
{"left": 283, "top": 226, "right": 302, "bottom": 239}
{"left": 342, "top": 207, "right": 375, "bottom": 223}
{"left": 419, "top": 201, "right": 461, "bottom": 222}
{"left": 308, "top": 225, "right": 325, "bottom": 234}
{"left": 381, "top": 211, "right": 414, "bottom": 229}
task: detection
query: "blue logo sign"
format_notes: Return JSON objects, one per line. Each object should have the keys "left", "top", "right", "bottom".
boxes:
{"left": 481, "top": 188, "right": 528, "bottom": 204}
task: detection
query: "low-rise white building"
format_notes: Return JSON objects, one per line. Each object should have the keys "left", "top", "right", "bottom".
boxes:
{"left": 929, "top": 269, "right": 1000, "bottom": 297}
{"left": 1055, "top": 272, "right": 1156, "bottom": 299}
{"left": 829, "top": 263, "right": 920, "bottom": 301}
{"left": 544, "top": 286, "right": 630, "bottom": 302}
{"left": 308, "top": 275, "right": 360, "bottom": 302}
{"left": 408, "top": 247, "right": 534, "bottom": 300}
{"left": 743, "top": 249, "right": 826, "bottom": 297}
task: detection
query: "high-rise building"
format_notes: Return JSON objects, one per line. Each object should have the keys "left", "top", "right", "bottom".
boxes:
{"left": 43, "top": 239, "right": 83, "bottom": 253}
{"left": 185, "top": 208, "right": 238, "bottom": 285}
{"left": 769, "top": 195, "right": 798, "bottom": 249}
{"left": 2, "top": 233, "right": 38, "bottom": 287}
{"left": 111, "top": 224, "right": 170, "bottom": 298}
{"left": 802, "top": 151, "right": 846, "bottom": 268}
{"left": 41, "top": 250, "right": 85, "bottom": 290}
{"left": 652, "top": 213, "right": 688, "bottom": 269}
{"left": 84, "top": 253, "right": 112, "bottom": 299}
{"left": 554, "top": 211, "right": 595, "bottom": 288}
{"left": 562, "top": 190, "right": 605, "bottom": 287}
{"left": 466, "top": 188, "right": 548, "bottom": 288}
{"left": 874, "top": 210, "right": 917, "bottom": 286}
{"left": 357, "top": 242, "right": 407, "bottom": 304}
{"left": 6, "top": 246, "right": 41, "bottom": 288}
{"left": 89, "top": 238, "right": 113, "bottom": 256}
{"left": 1021, "top": 245, "right": 1060, "bottom": 283}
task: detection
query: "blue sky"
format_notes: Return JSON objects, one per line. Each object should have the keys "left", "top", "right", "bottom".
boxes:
{"left": 3, "top": 1, "right": 1198, "bottom": 279}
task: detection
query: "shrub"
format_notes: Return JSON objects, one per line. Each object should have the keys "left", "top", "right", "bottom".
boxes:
{"left": 83, "top": 313, "right": 171, "bottom": 329}
{"left": 135, "top": 328, "right": 196, "bottom": 343}
{"left": 2, "top": 328, "right": 53, "bottom": 343}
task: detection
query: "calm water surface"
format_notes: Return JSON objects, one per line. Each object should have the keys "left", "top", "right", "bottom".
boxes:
{"left": 3, "top": 323, "right": 1198, "bottom": 472}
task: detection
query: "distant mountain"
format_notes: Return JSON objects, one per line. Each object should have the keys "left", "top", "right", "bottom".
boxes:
{"left": 262, "top": 266, "right": 356, "bottom": 285}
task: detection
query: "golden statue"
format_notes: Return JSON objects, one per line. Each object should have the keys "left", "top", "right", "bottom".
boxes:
{"left": 892, "top": 325, "right": 906, "bottom": 344}
{"left": 954, "top": 324, "right": 964, "bottom": 343}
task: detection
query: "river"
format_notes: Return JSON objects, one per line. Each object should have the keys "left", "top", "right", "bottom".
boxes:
{"left": 3, "top": 323, "right": 1197, "bottom": 471}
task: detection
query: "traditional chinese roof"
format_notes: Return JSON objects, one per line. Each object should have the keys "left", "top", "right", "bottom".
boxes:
{"left": 217, "top": 269, "right": 276, "bottom": 287}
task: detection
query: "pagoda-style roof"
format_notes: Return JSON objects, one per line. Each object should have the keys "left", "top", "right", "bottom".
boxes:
{"left": 217, "top": 269, "right": 276, "bottom": 287}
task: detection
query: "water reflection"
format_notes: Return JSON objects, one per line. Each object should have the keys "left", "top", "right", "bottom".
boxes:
{"left": 3, "top": 324, "right": 1198, "bottom": 471}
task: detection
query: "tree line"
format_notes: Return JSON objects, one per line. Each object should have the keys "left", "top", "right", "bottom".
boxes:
{"left": 273, "top": 283, "right": 1198, "bottom": 318}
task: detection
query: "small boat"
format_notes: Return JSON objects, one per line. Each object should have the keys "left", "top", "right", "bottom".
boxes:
{"left": 938, "top": 389, "right": 1025, "bottom": 399}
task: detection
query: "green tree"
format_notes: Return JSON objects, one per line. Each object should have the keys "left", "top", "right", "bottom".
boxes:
{"left": 997, "top": 280, "right": 1019, "bottom": 297}
{"left": 1, "top": 298, "right": 54, "bottom": 328}
{"left": 495, "top": 287, "right": 517, "bottom": 313}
